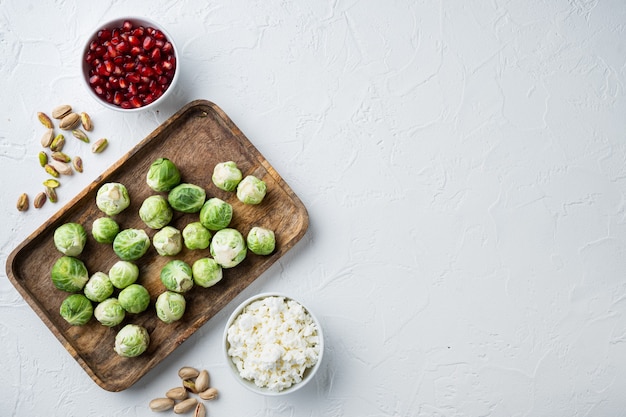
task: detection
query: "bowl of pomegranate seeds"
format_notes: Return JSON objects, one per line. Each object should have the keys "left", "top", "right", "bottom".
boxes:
{"left": 82, "top": 17, "right": 179, "bottom": 111}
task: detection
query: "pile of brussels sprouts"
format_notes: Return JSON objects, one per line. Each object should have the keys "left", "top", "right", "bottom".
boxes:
{"left": 48, "top": 157, "right": 276, "bottom": 358}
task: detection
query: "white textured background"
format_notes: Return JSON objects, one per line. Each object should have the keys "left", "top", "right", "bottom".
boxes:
{"left": 2, "top": 0, "right": 626, "bottom": 415}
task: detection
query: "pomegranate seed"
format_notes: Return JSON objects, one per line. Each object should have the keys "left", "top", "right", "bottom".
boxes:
{"left": 94, "top": 85, "right": 104, "bottom": 95}
{"left": 128, "top": 35, "right": 140, "bottom": 46}
{"left": 120, "top": 101, "right": 131, "bottom": 109}
{"left": 118, "top": 77, "right": 128, "bottom": 89}
{"left": 130, "top": 97, "right": 143, "bottom": 108}
{"left": 137, "top": 53, "right": 150, "bottom": 64}
{"left": 122, "top": 20, "right": 133, "bottom": 31}
{"left": 132, "top": 27, "right": 144, "bottom": 37}
{"left": 113, "top": 91, "right": 123, "bottom": 105}
{"left": 97, "top": 29, "right": 112, "bottom": 41}
{"left": 153, "top": 29, "right": 166, "bottom": 40}
{"left": 110, "top": 36, "right": 120, "bottom": 46}
{"left": 89, "top": 75, "right": 102, "bottom": 85}
{"left": 126, "top": 72, "right": 140, "bottom": 83}
{"left": 128, "top": 83, "right": 138, "bottom": 96}
{"left": 162, "top": 42, "right": 173, "bottom": 53}
{"left": 143, "top": 36, "right": 155, "bottom": 50}
{"left": 150, "top": 48, "right": 161, "bottom": 62}
{"left": 115, "top": 41, "right": 129, "bottom": 53}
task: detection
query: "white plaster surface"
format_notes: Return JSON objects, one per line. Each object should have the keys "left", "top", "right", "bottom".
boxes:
{"left": 1, "top": 0, "right": 626, "bottom": 415}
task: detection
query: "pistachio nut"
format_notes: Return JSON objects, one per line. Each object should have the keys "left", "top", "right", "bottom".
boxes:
{"left": 40, "top": 128, "right": 54, "bottom": 148}
{"left": 72, "top": 156, "right": 83, "bottom": 173}
{"left": 45, "top": 186, "right": 58, "bottom": 203}
{"left": 44, "top": 164, "right": 60, "bottom": 178}
{"left": 51, "top": 151, "right": 71, "bottom": 163}
{"left": 43, "top": 178, "right": 60, "bottom": 188}
{"left": 165, "top": 386, "right": 188, "bottom": 401}
{"left": 72, "top": 129, "right": 89, "bottom": 143}
{"left": 195, "top": 370, "right": 209, "bottom": 393}
{"left": 91, "top": 138, "right": 108, "bottom": 153}
{"left": 38, "top": 151, "right": 48, "bottom": 167}
{"left": 52, "top": 104, "right": 72, "bottom": 119}
{"left": 59, "top": 112, "right": 80, "bottom": 130}
{"left": 80, "top": 112, "right": 93, "bottom": 131}
{"left": 198, "top": 387, "right": 218, "bottom": 401}
{"left": 173, "top": 398, "right": 197, "bottom": 414}
{"left": 50, "top": 134, "right": 65, "bottom": 152}
{"left": 49, "top": 160, "right": 73, "bottom": 176}
{"left": 193, "top": 403, "right": 206, "bottom": 417}
{"left": 182, "top": 379, "right": 198, "bottom": 394}
{"left": 37, "top": 112, "right": 53, "bottom": 129}
{"left": 16, "top": 193, "right": 28, "bottom": 211}
{"left": 34, "top": 192, "right": 46, "bottom": 209}
{"left": 178, "top": 366, "right": 200, "bottom": 380}
{"left": 148, "top": 398, "right": 175, "bottom": 412}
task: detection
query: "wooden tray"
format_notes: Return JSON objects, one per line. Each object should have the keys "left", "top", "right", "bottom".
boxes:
{"left": 5, "top": 100, "right": 309, "bottom": 392}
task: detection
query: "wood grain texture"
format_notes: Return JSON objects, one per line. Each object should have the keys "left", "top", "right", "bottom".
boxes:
{"left": 5, "top": 100, "right": 309, "bottom": 392}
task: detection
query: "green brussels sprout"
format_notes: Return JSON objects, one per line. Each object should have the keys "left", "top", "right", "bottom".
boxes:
{"left": 192, "top": 258, "right": 223, "bottom": 288}
{"left": 96, "top": 182, "right": 131, "bottom": 216}
{"left": 53, "top": 222, "right": 87, "bottom": 256}
{"left": 60, "top": 294, "right": 93, "bottom": 325}
{"left": 108, "top": 260, "right": 139, "bottom": 289}
{"left": 114, "top": 324, "right": 150, "bottom": 357}
{"left": 113, "top": 228, "right": 151, "bottom": 261}
{"left": 160, "top": 260, "right": 194, "bottom": 293}
{"left": 168, "top": 183, "right": 206, "bottom": 213}
{"left": 212, "top": 161, "right": 242, "bottom": 192}
{"left": 51, "top": 256, "right": 89, "bottom": 293}
{"left": 199, "top": 198, "right": 232, "bottom": 231}
{"left": 155, "top": 291, "right": 186, "bottom": 323}
{"left": 118, "top": 284, "right": 151, "bottom": 314}
{"left": 91, "top": 217, "right": 120, "bottom": 243}
{"left": 209, "top": 228, "right": 247, "bottom": 268}
{"left": 84, "top": 272, "right": 114, "bottom": 302}
{"left": 246, "top": 226, "right": 276, "bottom": 255}
{"left": 146, "top": 157, "right": 181, "bottom": 192}
{"left": 139, "top": 195, "right": 173, "bottom": 229}
{"left": 153, "top": 226, "right": 183, "bottom": 256}
{"left": 182, "top": 222, "right": 211, "bottom": 250}
{"left": 94, "top": 298, "right": 126, "bottom": 327}
{"left": 236, "top": 175, "right": 267, "bottom": 205}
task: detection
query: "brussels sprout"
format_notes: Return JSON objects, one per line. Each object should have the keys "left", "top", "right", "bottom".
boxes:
{"left": 160, "top": 260, "right": 194, "bottom": 293}
{"left": 118, "top": 284, "right": 151, "bottom": 314}
{"left": 84, "top": 272, "right": 114, "bottom": 302}
{"left": 182, "top": 222, "right": 211, "bottom": 250}
{"left": 60, "top": 294, "right": 93, "bottom": 325}
{"left": 96, "top": 182, "right": 131, "bottom": 215}
{"left": 209, "top": 228, "right": 247, "bottom": 268}
{"left": 155, "top": 291, "right": 186, "bottom": 324}
{"left": 246, "top": 226, "right": 276, "bottom": 255}
{"left": 94, "top": 298, "right": 126, "bottom": 327}
{"left": 92, "top": 217, "right": 120, "bottom": 243}
{"left": 146, "top": 157, "right": 181, "bottom": 192}
{"left": 113, "top": 228, "right": 151, "bottom": 261}
{"left": 114, "top": 324, "right": 150, "bottom": 357}
{"left": 53, "top": 222, "right": 87, "bottom": 256}
{"left": 153, "top": 226, "right": 183, "bottom": 256}
{"left": 192, "top": 258, "right": 223, "bottom": 288}
{"left": 168, "top": 183, "right": 206, "bottom": 213}
{"left": 51, "top": 256, "right": 89, "bottom": 293}
{"left": 108, "top": 260, "right": 139, "bottom": 289}
{"left": 199, "top": 198, "right": 232, "bottom": 231}
{"left": 212, "top": 161, "right": 242, "bottom": 192}
{"left": 236, "top": 175, "right": 267, "bottom": 205}
{"left": 139, "top": 195, "right": 173, "bottom": 229}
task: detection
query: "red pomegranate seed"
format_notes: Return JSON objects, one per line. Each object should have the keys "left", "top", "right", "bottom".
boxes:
{"left": 151, "top": 48, "right": 161, "bottom": 62}
{"left": 120, "top": 101, "right": 131, "bottom": 109}
{"left": 97, "top": 29, "right": 112, "bottom": 41}
{"left": 162, "top": 42, "right": 173, "bottom": 53}
{"left": 113, "top": 91, "right": 123, "bottom": 105}
{"left": 130, "top": 97, "right": 143, "bottom": 108}
{"left": 115, "top": 41, "right": 129, "bottom": 53}
{"left": 89, "top": 75, "right": 102, "bottom": 85}
{"left": 122, "top": 20, "right": 133, "bottom": 31}
{"left": 143, "top": 36, "right": 155, "bottom": 50}
{"left": 128, "top": 35, "right": 140, "bottom": 46}
{"left": 126, "top": 72, "right": 140, "bottom": 83}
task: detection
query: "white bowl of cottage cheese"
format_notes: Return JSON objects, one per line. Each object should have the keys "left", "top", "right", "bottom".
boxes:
{"left": 223, "top": 292, "right": 324, "bottom": 395}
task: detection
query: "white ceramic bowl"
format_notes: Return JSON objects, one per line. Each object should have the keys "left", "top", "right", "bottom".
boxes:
{"left": 81, "top": 17, "right": 179, "bottom": 112}
{"left": 223, "top": 292, "right": 324, "bottom": 396}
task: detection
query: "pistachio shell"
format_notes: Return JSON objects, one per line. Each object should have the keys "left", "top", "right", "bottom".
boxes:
{"left": 149, "top": 398, "right": 175, "bottom": 412}
{"left": 173, "top": 398, "right": 197, "bottom": 414}
{"left": 165, "top": 386, "right": 188, "bottom": 401}
{"left": 52, "top": 104, "right": 72, "bottom": 119}
{"left": 59, "top": 112, "right": 80, "bottom": 130}
{"left": 37, "top": 112, "right": 53, "bottom": 128}
{"left": 40, "top": 128, "right": 54, "bottom": 147}
{"left": 195, "top": 370, "right": 209, "bottom": 392}
{"left": 80, "top": 112, "right": 93, "bottom": 131}
{"left": 178, "top": 366, "right": 199, "bottom": 380}
{"left": 34, "top": 192, "right": 46, "bottom": 209}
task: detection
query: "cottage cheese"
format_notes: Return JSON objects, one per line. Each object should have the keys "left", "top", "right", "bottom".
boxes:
{"left": 226, "top": 296, "right": 321, "bottom": 391}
